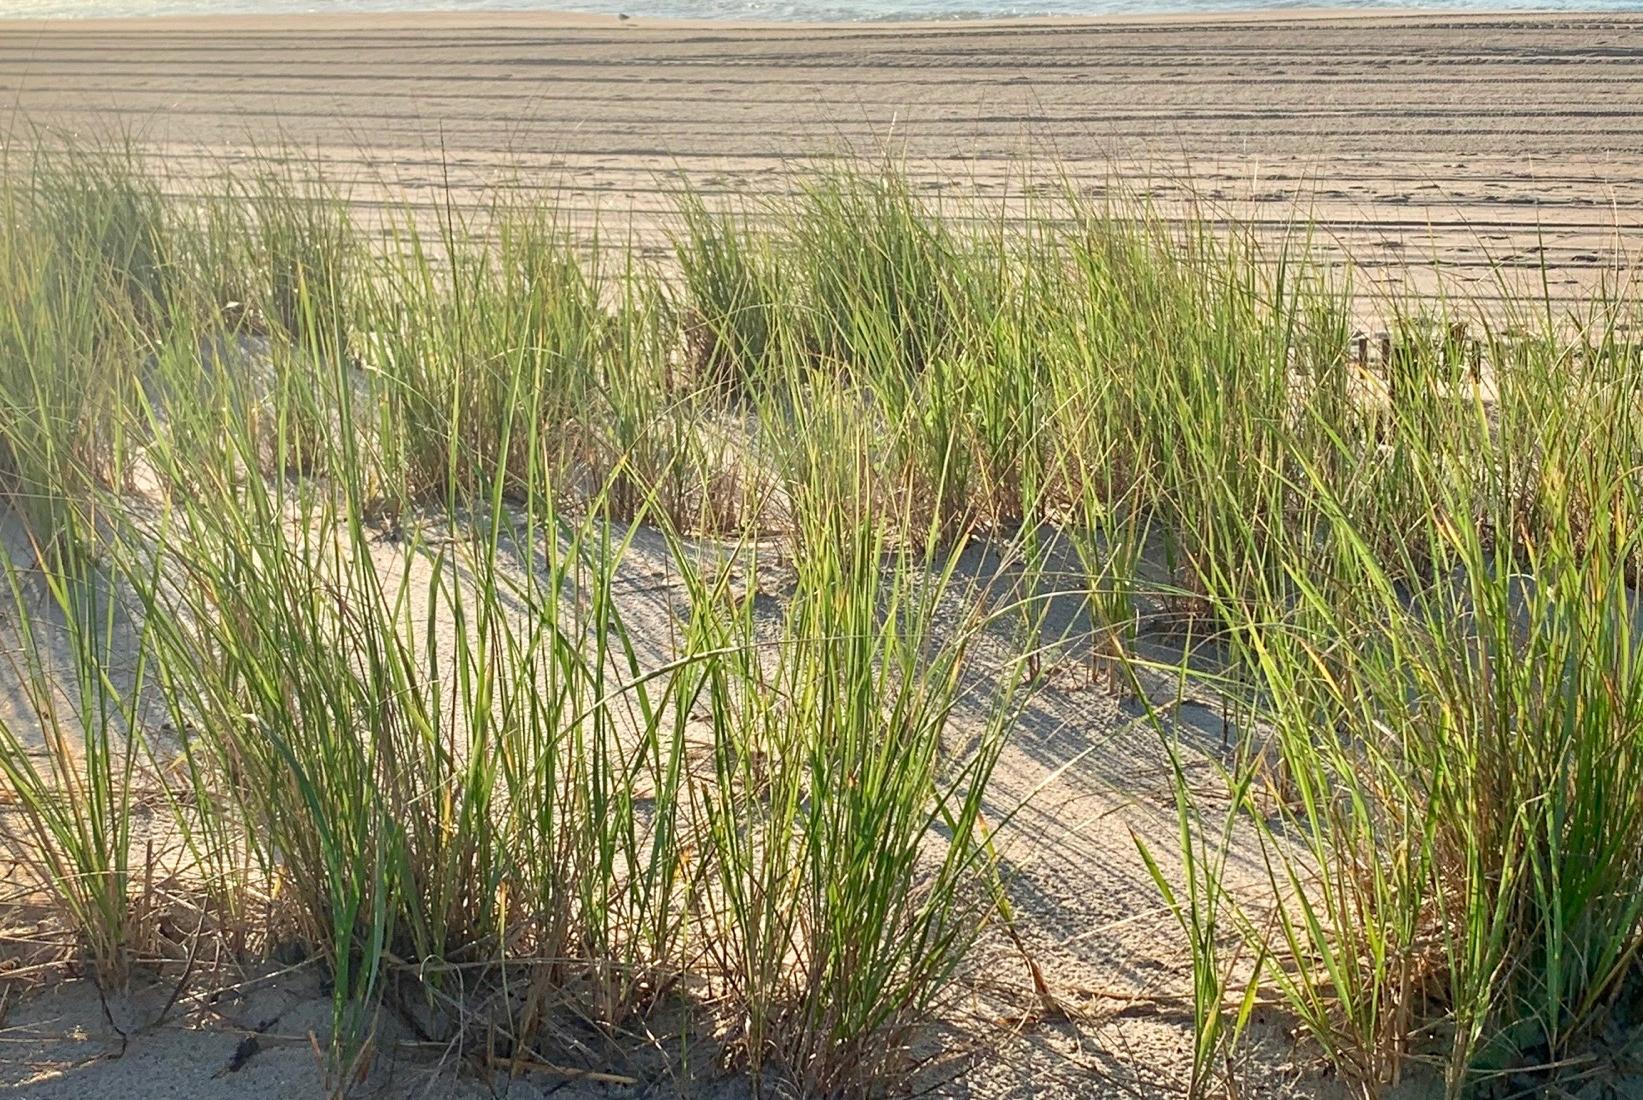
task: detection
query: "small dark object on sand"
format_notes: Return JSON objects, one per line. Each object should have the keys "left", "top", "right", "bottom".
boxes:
{"left": 219, "top": 1035, "right": 261, "bottom": 1076}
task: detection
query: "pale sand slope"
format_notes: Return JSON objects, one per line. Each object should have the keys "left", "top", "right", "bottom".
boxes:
{"left": 2, "top": 11, "right": 1642, "bottom": 310}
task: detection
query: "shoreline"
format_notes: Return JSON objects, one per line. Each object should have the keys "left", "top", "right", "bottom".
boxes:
{"left": 9, "top": 8, "right": 1629, "bottom": 36}
{"left": 0, "top": 7, "right": 1589, "bottom": 31}
{"left": 12, "top": 11, "right": 1625, "bottom": 40}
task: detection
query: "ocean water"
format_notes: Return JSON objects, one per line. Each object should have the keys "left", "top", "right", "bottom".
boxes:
{"left": 11, "top": 0, "right": 1643, "bottom": 20}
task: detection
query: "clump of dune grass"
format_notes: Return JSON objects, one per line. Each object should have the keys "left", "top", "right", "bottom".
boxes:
{"left": 1105, "top": 236, "right": 1643, "bottom": 1093}
{"left": 673, "top": 193, "right": 790, "bottom": 400}
{"left": 3, "top": 140, "right": 1643, "bottom": 1100}
{"left": 0, "top": 143, "right": 1025, "bottom": 1098}
{"left": 679, "top": 447, "right": 1015, "bottom": 1094}
{"left": 1152, "top": 427, "right": 1643, "bottom": 1093}
{"left": 0, "top": 542, "right": 153, "bottom": 988}
{"left": 0, "top": 141, "right": 167, "bottom": 547}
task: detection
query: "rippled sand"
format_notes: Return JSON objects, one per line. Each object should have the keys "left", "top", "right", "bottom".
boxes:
{"left": 5, "top": 10, "right": 1643, "bottom": 313}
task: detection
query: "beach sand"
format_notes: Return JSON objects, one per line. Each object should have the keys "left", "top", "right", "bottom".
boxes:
{"left": 0, "top": 12, "right": 1639, "bottom": 1099}
{"left": 3, "top": 10, "right": 1642, "bottom": 310}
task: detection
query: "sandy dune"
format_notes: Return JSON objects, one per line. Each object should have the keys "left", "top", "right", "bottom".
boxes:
{"left": 3, "top": 11, "right": 1642, "bottom": 310}
{"left": 0, "top": 12, "right": 1639, "bottom": 1099}
{"left": 0, "top": 508, "right": 1337, "bottom": 1099}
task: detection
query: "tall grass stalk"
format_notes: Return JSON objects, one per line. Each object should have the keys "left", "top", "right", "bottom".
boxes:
{"left": 0, "top": 541, "right": 151, "bottom": 986}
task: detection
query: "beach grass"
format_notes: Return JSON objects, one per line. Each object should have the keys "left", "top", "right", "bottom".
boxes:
{"left": 1, "top": 141, "right": 1640, "bottom": 1098}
